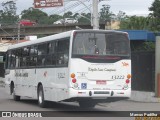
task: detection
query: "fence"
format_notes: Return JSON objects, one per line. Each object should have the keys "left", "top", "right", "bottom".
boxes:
{"left": 131, "top": 51, "right": 155, "bottom": 92}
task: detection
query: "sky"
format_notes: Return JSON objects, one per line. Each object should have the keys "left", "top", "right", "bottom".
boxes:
{"left": 0, "top": 0, "right": 154, "bottom": 16}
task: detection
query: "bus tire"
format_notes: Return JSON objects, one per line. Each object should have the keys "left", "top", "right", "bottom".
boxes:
{"left": 38, "top": 85, "right": 46, "bottom": 108}
{"left": 12, "top": 86, "right": 20, "bottom": 101}
{"left": 79, "top": 101, "right": 96, "bottom": 108}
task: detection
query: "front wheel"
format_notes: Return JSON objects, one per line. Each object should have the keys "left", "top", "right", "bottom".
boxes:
{"left": 79, "top": 101, "right": 96, "bottom": 108}
{"left": 38, "top": 85, "right": 46, "bottom": 108}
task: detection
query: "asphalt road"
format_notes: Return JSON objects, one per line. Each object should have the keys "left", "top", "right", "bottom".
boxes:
{"left": 0, "top": 86, "right": 160, "bottom": 120}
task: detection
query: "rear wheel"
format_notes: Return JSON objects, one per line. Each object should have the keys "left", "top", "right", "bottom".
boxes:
{"left": 79, "top": 101, "right": 96, "bottom": 108}
{"left": 38, "top": 85, "right": 46, "bottom": 108}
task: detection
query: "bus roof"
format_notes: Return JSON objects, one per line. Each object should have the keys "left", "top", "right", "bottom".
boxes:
{"left": 7, "top": 29, "right": 127, "bottom": 50}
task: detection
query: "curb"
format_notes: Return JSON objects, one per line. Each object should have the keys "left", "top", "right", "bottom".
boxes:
{"left": 129, "top": 91, "right": 160, "bottom": 103}
{"left": 98, "top": 91, "right": 160, "bottom": 107}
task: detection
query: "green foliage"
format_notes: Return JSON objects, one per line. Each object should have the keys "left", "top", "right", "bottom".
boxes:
{"left": 49, "top": 14, "right": 62, "bottom": 23}
{"left": 21, "top": 7, "right": 48, "bottom": 24}
{"left": 149, "top": 0, "right": 160, "bottom": 31}
{"left": 77, "top": 13, "right": 91, "bottom": 24}
{"left": 132, "top": 42, "right": 155, "bottom": 51}
{"left": 99, "top": 5, "right": 115, "bottom": 23}
{"left": 2, "top": 1, "right": 17, "bottom": 16}
{"left": 120, "top": 16, "right": 152, "bottom": 30}
{"left": 0, "top": 1, "right": 156, "bottom": 53}
{"left": 149, "top": 0, "right": 160, "bottom": 18}
{"left": 63, "top": 11, "right": 73, "bottom": 18}
{"left": 119, "top": 0, "right": 160, "bottom": 31}
{"left": 116, "top": 11, "right": 126, "bottom": 21}
{"left": 0, "top": 1, "right": 18, "bottom": 25}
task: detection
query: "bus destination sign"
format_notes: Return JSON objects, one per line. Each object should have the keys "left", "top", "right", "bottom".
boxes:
{"left": 34, "top": 0, "right": 63, "bottom": 8}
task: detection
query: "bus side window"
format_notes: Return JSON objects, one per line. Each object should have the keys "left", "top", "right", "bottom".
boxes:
{"left": 8, "top": 51, "right": 11, "bottom": 69}
{"left": 56, "top": 39, "right": 69, "bottom": 66}
{"left": 30, "top": 46, "right": 37, "bottom": 67}
{"left": 21, "top": 47, "right": 30, "bottom": 67}
{"left": 10, "top": 50, "right": 16, "bottom": 68}
{"left": 37, "top": 43, "right": 47, "bottom": 66}
{"left": 46, "top": 42, "right": 56, "bottom": 66}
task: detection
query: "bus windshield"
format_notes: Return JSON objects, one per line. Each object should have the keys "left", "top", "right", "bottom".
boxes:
{"left": 72, "top": 32, "right": 130, "bottom": 56}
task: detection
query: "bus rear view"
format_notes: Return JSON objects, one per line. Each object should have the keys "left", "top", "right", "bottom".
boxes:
{"left": 69, "top": 30, "right": 131, "bottom": 108}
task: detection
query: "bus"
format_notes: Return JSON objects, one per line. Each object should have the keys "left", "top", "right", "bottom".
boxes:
{"left": 0, "top": 52, "right": 5, "bottom": 83}
{"left": 5, "top": 30, "right": 131, "bottom": 108}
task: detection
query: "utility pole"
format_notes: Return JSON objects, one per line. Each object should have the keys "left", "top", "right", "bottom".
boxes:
{"left": 92, "top": 0, "right": 99, "bottom": 29}
{"left": 17, "top": 22, "right": 20, "bottom": 43}
{"left": 17, "top": 14, "right": 22, "bottom": 43}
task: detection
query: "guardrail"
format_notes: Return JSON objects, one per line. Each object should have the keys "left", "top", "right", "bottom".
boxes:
{"left": 0, "top": 23, "right": 105, "bottom": 37}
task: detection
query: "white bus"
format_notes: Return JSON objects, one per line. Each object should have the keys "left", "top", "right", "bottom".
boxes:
{"left": 5, "top": 30, "right": 131, "bottom": 108}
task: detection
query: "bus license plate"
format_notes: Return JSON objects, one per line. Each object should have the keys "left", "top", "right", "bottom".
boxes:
{"left": 96, "top": 80, "right": 106, "bottom": 85}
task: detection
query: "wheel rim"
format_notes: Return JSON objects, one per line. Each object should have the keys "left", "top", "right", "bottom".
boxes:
{"left": 38, "top": 90, "right": 43, "bottom": 104}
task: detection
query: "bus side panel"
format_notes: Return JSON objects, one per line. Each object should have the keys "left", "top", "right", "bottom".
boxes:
{"left": 55, "top": 68, "right": 69, "bottom": 101}
{"left": 22, "top": 69, "right": 37, "bottom": 98}
{"left": 35, "top": 68, "right": 69, "bottom": 102}
{"left": 35, "top": 68, "right": 54, "bottom": 101}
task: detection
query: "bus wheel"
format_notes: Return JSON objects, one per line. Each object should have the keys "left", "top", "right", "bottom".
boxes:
{"left": 38, "top": 85, "right": 46, "bottom": 108}
{"left": 12, "top": 86, "right": 20, "bottom": 101}
{"left": 79, "top": 101, "right": 96, "bottom": 108}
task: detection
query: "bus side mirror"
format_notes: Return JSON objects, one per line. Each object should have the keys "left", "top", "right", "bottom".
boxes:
{"left": 5, "top": 69, "right": 10, "bottom": 75}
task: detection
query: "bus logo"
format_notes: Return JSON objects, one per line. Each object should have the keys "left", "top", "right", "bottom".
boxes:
{"left": 122, "top": 62, "right": 129, "bottom": 67}
{"left": 81, "top": 83, "right": 87, "bottom": 89}
{"left": 44, "top": 71, "right": 47, "bottom": 77}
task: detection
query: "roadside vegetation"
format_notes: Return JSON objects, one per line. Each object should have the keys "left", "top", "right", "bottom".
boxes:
{"left": 0, "top": 0, "right": 159, "bottom": 51}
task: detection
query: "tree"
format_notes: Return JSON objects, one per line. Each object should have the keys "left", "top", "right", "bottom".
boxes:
{"left": 73, "top": 13, "right": 79, "bottom": 19}
{"left": 99, "top": 5, "right": 115, "bottom": 23}
{"left": 21, "top": 7, "right": 49, "bottom": 24}
{"left": 149, "top": 0, "right": 160, "bottom": 18}
{"left": 119, "top": 15, "right": 155, "bottom": 52}
{"left": 0, "top": 1, "right": 18, "bottom": 25}
{"left": 63, "top": 11, "right": 73, "bottom": 18}
{"left": 120, "top": 16, "right": 152, "bottom": 30}
{"left": 149, "top": 0, "right": 160, "bottom": 31}
{"left": 2, "top": 1, "right": 17, "bottom": 16}
{"left": 132, "top": 42, "right": 155, "bottom": 51}
{"left": 116, "top": 11, "right": 126, "bottom": 21}
{"left": 77, "top": 13, "right": 91, "bottom": 24}
{"left": 49, "top": 14, "right": 62, "bottom": 23}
